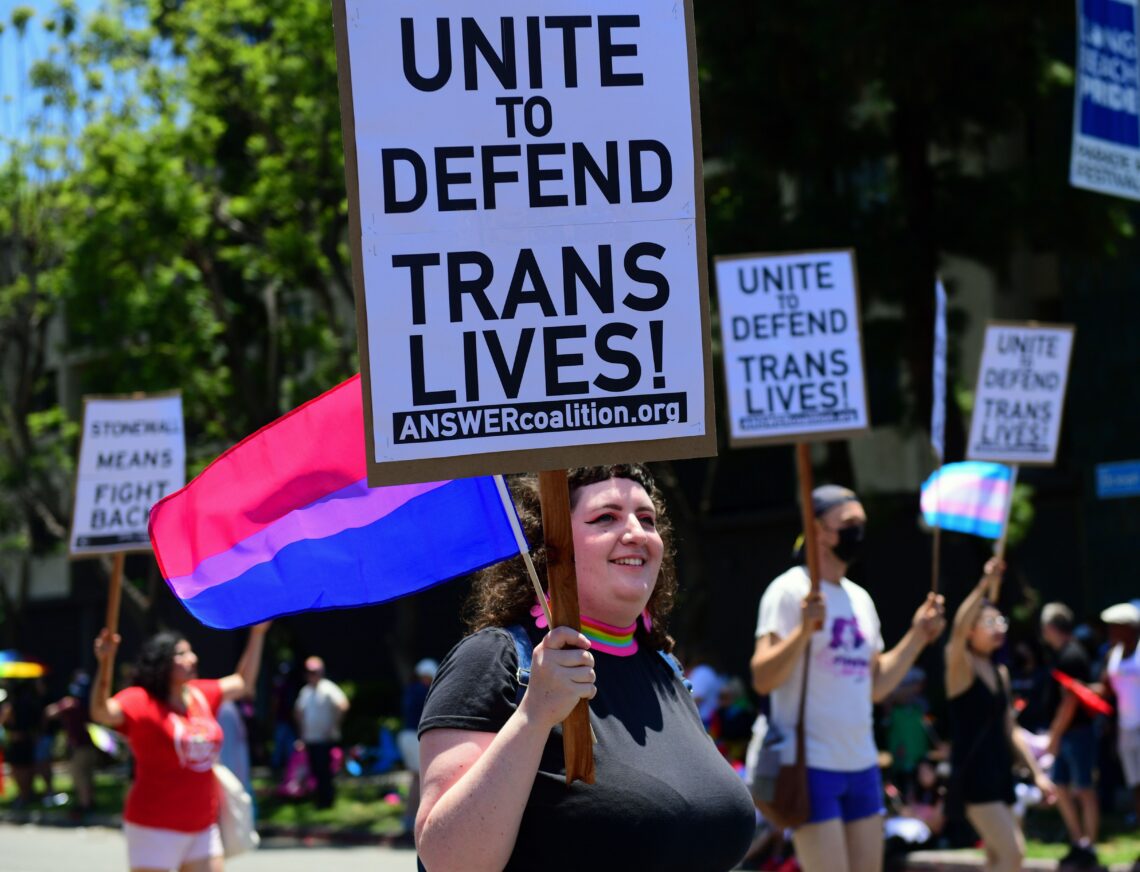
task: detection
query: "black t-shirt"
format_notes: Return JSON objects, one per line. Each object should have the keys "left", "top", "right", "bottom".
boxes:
{"left": 418, "top": 625, "right": 755, "bottom": 872}
{"left": 1046, "top": 639, "right": 1094, "bottom": 729}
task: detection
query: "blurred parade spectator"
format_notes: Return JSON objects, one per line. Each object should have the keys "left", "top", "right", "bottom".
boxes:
{"left": 43, "top": 671, "right": 96, "bottom": 814}
{"left": 1009, "top": 641, "right": 1051, "bottom": 733}
{"left": 270, "top": 660, "right": 302, "bottom": 774}
{"left": 883, "top": 667, "right": 932, "bottom": 796}
{"left": 0, "top": 678, "right": 50, "bottom": 806}
{"left": 1042, "top": 602, "right": 1100, "bottom": 869}
{"left": 397, "top": 658, "right": 438, "bottom": 838}
{"left": 295, "top": 655, "right": 349, "bottom": 809}
{"left": 1101, "top": 602, "right": 1140, "bottom": 826}
{"left": 707, "top": 676, "right": 754, "bottom": 767}
{"left": 684, "top": 648, "right": 725, "bottom": 728}
{"left": 217, "top": 699, "right": 251, "bottom": 793}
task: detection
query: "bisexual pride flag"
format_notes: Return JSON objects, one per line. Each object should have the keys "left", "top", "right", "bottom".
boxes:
{"left": 149, "top": 375, "right": 523, "bottom": 629}
{"left": 920, "top": 461, "right": 1013, "bottom": 540}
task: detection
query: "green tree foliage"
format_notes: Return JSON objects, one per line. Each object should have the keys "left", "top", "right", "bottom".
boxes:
{"left": 0, "top": 0, "right": 353, "bottom": 633}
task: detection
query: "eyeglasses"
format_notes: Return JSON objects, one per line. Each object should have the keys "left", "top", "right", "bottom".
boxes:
{"left": 979, "top": 616, "right": 1009, "bottom": 631}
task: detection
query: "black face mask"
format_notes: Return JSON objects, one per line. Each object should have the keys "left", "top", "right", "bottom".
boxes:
{"left": 831, "top": 524, "right": 865, "bottom": 564}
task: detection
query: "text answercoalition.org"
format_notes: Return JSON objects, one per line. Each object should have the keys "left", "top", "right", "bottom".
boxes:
{"left": 393, "top": 393, "right": 687, "bottom": 444}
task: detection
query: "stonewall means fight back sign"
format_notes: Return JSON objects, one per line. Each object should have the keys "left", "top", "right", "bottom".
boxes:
{"left": 70, "top": 394, "right": 186, "bottom": 556}
{"left": 334, "top": 1, "right": 714, "bottom": 485}
{"left": 713, "top": 250, "right": 869, "bottom": 446}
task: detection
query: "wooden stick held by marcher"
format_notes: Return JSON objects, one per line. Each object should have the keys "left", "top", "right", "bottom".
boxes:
{"left": 537, "top": 470, "right": 595, "bottom": 786}
{"left": 991, "top": 464, "right": 1020, "bottom": 601}
{"left": 795, "top": 444, "right": 821, "bottom": 594}
{"left": 104, "top": 552, "right": 125, "bottom": 635}
{"left": 932, "top": 525, "right": 942, "bottom": 595}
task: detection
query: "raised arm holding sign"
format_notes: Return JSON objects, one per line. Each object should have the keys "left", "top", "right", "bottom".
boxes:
{"left": 965, "top": 321, "right": 1075, "bottom": 597}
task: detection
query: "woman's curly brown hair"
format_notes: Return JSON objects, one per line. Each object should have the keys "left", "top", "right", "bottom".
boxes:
{"left": 464, "top": 464, "right": 676, "bottom": 652}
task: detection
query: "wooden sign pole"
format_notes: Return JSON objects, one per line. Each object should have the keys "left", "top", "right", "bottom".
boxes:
{"left": 990, "top": 464, "right": 1020, "bottom": 602}
{"left": 105, "top": 552, "right": 125, "bottom": 635}
{"left": 932, "top": 526, "right": 943, "bottom": 595}
{"left": 795, "top": 444, "right": 821, "bottom": 593}
{"left": 537, "top": 470, "right": 595, "bottom": 786}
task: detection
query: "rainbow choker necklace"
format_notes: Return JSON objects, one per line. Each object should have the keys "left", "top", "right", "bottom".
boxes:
{"left": 529, "top": 603, "right": 641, "bottom": 656}
{"left": 579, "top": 614, "right": 638, "bottom": 656}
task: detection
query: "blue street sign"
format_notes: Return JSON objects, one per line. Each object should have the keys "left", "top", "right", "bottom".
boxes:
{"left": 1096, "top": 460, "right": 1140, "bottom": 499}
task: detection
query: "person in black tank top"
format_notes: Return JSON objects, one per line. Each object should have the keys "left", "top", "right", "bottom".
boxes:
{"left": 944, "top": 558, "right": 1056, "bottom": 872}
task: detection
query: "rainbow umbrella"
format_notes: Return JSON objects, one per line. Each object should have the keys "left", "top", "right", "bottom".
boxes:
{"left": 0, "top": 650, "right": 46, "bottom": 679}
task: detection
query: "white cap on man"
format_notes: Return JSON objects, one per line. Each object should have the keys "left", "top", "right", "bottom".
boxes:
{"left": 414, "top": 658, "right": 439, "bottom": 680}
{"left": 1100, "top": 602, "right": 1140, "bottom": 627}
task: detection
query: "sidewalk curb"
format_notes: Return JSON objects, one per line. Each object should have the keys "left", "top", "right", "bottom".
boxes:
{"left": 902, "top": 850, "right": 1135, "bottom": 871}
{"left": 0, "top": 811, "right": 409, "bottom": 849}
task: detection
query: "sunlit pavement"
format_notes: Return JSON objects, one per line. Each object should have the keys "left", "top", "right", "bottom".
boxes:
{"left": 0, "top": 824, "right": 418, "bottom": 871}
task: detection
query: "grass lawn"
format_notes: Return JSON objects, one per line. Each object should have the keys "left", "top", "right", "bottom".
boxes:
{"left": 0, "top": 764, "right": 410, "bottom": 837}
{"left": 1022, "top": 807, "right": 1139, "bottom": 866}
{"left": 254, "top": 772, "right": 408, "bottom": 836}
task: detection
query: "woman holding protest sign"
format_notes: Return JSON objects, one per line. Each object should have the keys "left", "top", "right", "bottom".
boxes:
{"left": 945, "top": 558, "right": 1055, "bottom": 872}
{"left": 415, "top": 464, "right": 755, "bottom": 872}
{"left": 91, "top": 623, "right": 269, "bottom": 872}
{"left": 750, "top": 485, "right": 946, "bottom": 872}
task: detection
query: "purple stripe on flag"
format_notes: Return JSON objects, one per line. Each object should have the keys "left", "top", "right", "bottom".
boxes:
{"left": 167, "top": 478, "right": 449, "bottom": 600}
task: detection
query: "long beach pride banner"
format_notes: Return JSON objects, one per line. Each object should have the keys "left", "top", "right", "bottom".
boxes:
{"left": 149, "top": 376, "right": 522, "bottom": 629}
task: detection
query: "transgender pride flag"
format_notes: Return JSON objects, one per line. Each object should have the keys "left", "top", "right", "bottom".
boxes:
{"left": 920, "top": 461, "right": 1013, "bottom": 540}
{"left": 149, "top": 375, "right": 523, "bottom": 629}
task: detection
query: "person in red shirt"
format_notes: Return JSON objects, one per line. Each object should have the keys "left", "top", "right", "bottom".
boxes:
{"left": 91, "top": 622, "right": 269, "bottom": 872}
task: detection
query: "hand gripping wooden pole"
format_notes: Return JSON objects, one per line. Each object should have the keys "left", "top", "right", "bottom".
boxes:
{"left": 537, "top": 469, "right": 595, "bottom": 786}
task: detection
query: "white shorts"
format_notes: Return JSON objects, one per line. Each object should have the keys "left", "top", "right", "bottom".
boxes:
{"left": 1120, "top": 726, "right": 1140, "bottom": 788}
{"left": 124, "top": 821, "right": 223, "bottom": 869}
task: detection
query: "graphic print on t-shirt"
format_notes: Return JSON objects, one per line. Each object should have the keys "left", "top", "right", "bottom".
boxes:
{"left": 169, "top": 705, "right": 222, "bottom": 772}
{"left": 824, "top": 614, "right": 871, "bottom": 679}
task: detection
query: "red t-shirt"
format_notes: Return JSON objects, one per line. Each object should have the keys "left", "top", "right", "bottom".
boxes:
{"left": 114, "top": 678, "right": 224, "bottom": 831}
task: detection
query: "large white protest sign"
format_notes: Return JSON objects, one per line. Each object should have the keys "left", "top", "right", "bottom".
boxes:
{"left": 1070, "top": 0, "right": 1140, "bottom": 200}
{"left": 712, "top": 250, "right": 869, "bottom": 446}
{"left": 966, "top": 322, "right": 1075, "bottom": 466}
{"left": 70, "top": 394, "right": 185, "bottom": 556}
{"left": 334, "top": 1, "right": 714, "bottom": 485}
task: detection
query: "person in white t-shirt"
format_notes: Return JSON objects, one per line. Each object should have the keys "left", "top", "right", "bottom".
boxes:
{"left": 1100, "top": 602, "right": 1140, "bottom": 826}
{"left": 294, "top": 656, "right": 350, "bottom": 809}
{"left": 750, "top": 485, "right": 945, "bottom": 872}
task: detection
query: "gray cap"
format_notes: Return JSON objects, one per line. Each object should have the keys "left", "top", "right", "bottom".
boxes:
{"left": 812, "top": 484, "right": 859, "bottom": 518}
{"left": 414, "top": 658, "right": 439, "bottom": 679}
{"left": 1101, "top": 603, "right": 1140, "bottom": 627}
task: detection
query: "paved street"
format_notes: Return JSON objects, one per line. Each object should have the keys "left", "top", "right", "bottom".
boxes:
{"left": 0, "top": 824, "right": 419, "bottom": 872}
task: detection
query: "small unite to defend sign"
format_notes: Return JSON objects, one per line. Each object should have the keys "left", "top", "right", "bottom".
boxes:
{"left": 712, "top": 249, "right": 870, "bottom": 447}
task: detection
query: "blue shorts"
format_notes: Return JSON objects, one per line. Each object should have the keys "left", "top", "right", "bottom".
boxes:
{"left": 806, "top": 765, "right": 886, "bottom": 825}
{"left": 1053, "top": 725, "right": 1095, "bottom": 789}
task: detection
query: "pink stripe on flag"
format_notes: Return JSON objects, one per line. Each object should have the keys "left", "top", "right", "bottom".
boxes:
{"left": 922, "top": 478, "right": 1009, "bottom": 513}
{"left": 150, "top": 376, "right": 367, "bottom": 578}
{"left": 166, "top": 478, "right": 449, "bottom": 600}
